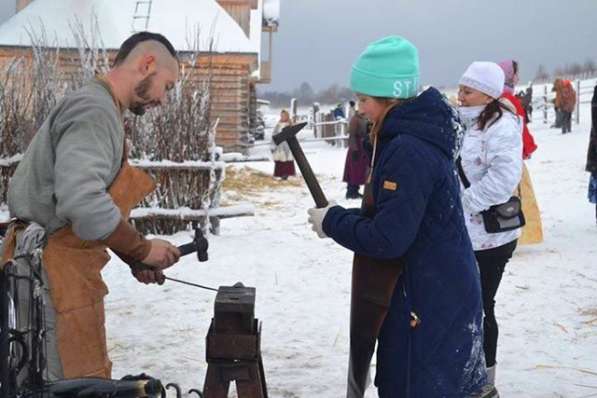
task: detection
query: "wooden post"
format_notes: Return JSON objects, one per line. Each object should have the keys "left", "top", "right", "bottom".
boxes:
{"left": 576, "top": 80, "right": 581, "bottom": 125}
{"left": 543, "top": 85, "right": 548, "bottom": 125}
{"left": 312, "top": 103, "right": 320, "bottom": 138}
{"left": 290, "top": 98, "right": 298, "bottom": 124}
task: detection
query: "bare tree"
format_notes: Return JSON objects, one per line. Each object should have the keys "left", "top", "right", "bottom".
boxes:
{"left": 534, "top": 64, "right": 550, "bottom": 82}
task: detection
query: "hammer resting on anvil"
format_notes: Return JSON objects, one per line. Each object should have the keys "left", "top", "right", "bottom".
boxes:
{"left": 273, "top": 122, "right": 330, "bottom": 208}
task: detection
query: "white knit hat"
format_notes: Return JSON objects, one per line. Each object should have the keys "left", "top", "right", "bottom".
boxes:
{"left": 459, "top": 62, "right": 505, "bottom": 99}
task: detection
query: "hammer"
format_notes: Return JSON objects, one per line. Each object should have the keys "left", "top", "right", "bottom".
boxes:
{"left": 126, "top": 228, "right": 214, "bottom": 288}
{"left": 273, "top": 122, "right": 329, "bottom": 208}
{"left": 177, "top": 227, "right": 208, "bottom": 262}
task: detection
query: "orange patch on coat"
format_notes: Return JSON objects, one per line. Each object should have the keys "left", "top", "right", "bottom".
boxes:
{"left": 383, "top": 181, "right": 398, "bottom": 191}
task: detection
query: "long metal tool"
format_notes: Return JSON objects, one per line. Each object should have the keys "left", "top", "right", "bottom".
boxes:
{"left": 164, "top": 276, "right": 218, "bottom": 292}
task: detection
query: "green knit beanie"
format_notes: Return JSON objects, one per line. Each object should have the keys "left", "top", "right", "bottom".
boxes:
{"left": 350, "top": 36, "right": 420, "bottom": 99}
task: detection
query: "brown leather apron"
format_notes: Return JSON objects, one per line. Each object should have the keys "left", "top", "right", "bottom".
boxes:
{"left": 347, "top": 113, "right": 405, "bottom": 397}
{"left": 2, "top": 162, "right": 155, "bottom": 379}
{"left": 42, "top": 162, "right": 155, "bottom": 378}
{"left": 347, "top": 182, "right": 405, "bottom": 397}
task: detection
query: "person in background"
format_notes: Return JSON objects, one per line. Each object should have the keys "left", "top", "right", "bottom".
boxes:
{"left": 270, "top": 109, "right": 296, "bottom": 180}
{"left": 342, "top": 108, "right": 369, "bottom": 199}
{"left": 587, "top": 84, "right": 597, "bottom": 225}
{"left": 333, "top": 102, "right": 346, "bottom": 120}
{"left": 307, "top": 36, "right": 492, "bottom": 398}
{"left": 553, "top": 78, "right": 577, "bottom": 134}
{"left": 518, "top": 86, "right": 533, "bottom": 122}
{"left": 458, "top": 61, "right": 523, "bottom": 389}
{"left": 498, "top": 59, "right": 543, "bottom": 244}
{"left": 347, "top": 99, "right": 357, "bottom": 120}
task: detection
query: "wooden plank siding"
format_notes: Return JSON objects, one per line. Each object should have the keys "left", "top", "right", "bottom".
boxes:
{"left": 216, "top": 0, "right": 258, "bottom": 37}
{"left": 0, "top": 46, "right": 258, "bottom": 153}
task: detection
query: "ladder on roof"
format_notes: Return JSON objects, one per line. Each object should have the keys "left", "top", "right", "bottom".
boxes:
{"left": 131, "top": 0, "right": 153, "bottom": 33}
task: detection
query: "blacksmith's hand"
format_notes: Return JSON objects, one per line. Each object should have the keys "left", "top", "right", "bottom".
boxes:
{"left": 142, "top": 239, "right": 181, "bottom": 270}
{"left": 133, "top": 269, "right": 166, "bottom": 285}
{"left": 307, "top": 201, "right": 336, "bottom": 238}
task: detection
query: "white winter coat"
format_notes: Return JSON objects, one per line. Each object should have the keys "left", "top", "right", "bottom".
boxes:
{"left": 271, "top": 122, "right": 294, "bottom": 162}
{"left": 459, "top": 110, "right": 523, "bottom": 251}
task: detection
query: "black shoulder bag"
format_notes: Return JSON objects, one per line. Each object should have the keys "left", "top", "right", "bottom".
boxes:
{"left": 457, "top": 158, "right": 525, "bottom": 233}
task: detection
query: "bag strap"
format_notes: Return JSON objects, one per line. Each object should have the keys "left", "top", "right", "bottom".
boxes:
{"left": 457, "top": 157, "right": 524, "bottom": 200}
{"left": 456, "top": 157, "right": 471, "bottom": 188}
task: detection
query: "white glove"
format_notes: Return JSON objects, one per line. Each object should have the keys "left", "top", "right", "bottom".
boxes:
{"left": 307, "top": 201, "right": 337, "bottom": 238}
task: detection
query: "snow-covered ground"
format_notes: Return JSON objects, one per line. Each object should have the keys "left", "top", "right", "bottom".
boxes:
{"left": 103, "top": 88, "right": 597, "bottom": 397}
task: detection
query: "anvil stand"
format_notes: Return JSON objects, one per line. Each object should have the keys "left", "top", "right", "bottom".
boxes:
{"left": 203, "top": 284, "right": 268, "bottom": 398}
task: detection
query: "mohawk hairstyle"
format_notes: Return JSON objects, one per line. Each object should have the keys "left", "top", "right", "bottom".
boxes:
{"left": 112, "top": 31, "right": 178, "bottom": 67}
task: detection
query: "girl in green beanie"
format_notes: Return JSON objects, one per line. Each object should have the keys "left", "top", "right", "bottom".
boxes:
{"left": 307, "top": 36, "right": 494, "bottom": 397}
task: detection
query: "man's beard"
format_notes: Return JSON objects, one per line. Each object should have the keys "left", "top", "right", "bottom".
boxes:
{"left": 130, "top": 73, "right": 156, "bottom": 116}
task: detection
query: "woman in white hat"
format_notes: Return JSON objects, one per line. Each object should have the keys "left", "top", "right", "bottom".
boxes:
{"left": 458, "top": 61, "right": 524, "bottom": 389}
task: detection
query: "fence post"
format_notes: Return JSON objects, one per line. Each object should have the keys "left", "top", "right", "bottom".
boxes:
{"left": 312, "top": 103, "right": 319, "bottom": 138}
{"left": 290, "top": 98, "right": 298, "bottom": 124}
{"left": 543, "top": 85, "right": 548, "bottom": 124}
{"left": 576, "top": 80, "right": 581, "bottom": 125}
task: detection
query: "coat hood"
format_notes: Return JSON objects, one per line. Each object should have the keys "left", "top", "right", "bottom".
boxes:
{"left": 377, "top": 87, "right": 464, "bottom": 160}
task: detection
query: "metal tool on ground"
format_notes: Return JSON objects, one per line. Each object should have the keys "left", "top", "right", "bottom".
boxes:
{"left": 203, "top": 283, "right": 267, "bottom": 398}
{"left": 273, "top": 122, "right": 329, "bottom": 208}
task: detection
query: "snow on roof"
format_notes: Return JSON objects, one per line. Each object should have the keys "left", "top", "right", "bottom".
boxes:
{"left": 263, "top": 0, "right": 279, "bottom": 26}
{"left": 0, "top": 0, "right": 256, "bottom": 54}
{"left": 249, "top": 0, "right": 263, "bottom": 77}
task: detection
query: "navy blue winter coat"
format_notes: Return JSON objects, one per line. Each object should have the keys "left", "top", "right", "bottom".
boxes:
{"left": 323, "top": 88, "right": 487, "bottom": 397}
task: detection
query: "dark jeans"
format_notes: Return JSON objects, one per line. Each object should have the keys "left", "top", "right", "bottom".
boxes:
{"left": 346, "top": 183, "right": 362, "bottom": 198}
{"left": 561, "top": 111, "right": 572, "bottom": 133}
{"left": 474, "top": 239, "right": 517, "bottom": 367}
{"left": 553, "top": 108, "right": 563, "bottom": 128}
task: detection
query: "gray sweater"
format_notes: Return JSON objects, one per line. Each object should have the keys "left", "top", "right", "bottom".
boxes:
{"left": 8, "top": 79, "right": 124, "bottom": 240}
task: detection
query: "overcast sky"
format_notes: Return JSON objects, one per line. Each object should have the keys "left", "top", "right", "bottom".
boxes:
{"left": 267, "top": 0, "right": 596, "bottom": 92}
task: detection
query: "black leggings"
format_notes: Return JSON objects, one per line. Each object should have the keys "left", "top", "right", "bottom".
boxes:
{"left": 474, "top": 240, "right": 517, "bottom": 367}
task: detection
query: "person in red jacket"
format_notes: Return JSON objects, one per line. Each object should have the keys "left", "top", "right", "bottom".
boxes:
{"left": 554, "top": 79, "right": 577, "bottom": 134}
{"left": 498, "top": 59, "right": 544, "bottom": 245}
{"left": 498, "top": 59, "right": 537, "bottom": 159}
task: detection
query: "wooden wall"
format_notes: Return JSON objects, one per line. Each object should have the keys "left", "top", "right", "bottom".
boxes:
{"left": 0, "top": 46, "right": 258, "bottom": 153}
{"left": 216, "top": 0, "right": 258, "bottom": 37}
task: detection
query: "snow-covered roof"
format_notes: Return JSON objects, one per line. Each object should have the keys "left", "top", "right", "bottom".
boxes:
{"left": 0, "top": 0, "right": 256, "bottom": 54}
{"left": 263, "top": 0, "right": 279, "bottom": 27}
{"left": 249, "top": 0, "right": 263, "bottom": 78}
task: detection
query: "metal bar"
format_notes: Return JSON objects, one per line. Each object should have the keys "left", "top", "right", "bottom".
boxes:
{"left": 164, "top": 277, "right": 218, "bottom": 292}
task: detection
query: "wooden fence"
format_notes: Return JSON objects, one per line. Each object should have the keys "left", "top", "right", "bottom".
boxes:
{"left": 535, "top": 79, "right": 596, "bottom": 125}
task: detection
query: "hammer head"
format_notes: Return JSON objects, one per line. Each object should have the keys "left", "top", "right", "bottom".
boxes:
{"left": 178, "top": 228, "right": 209, "bottom": 261}
{"left": 194, "top": 228, "right": 209, "bottom": 262}
{"left": 272, "top": 122, "right": 308, "bottom": 146}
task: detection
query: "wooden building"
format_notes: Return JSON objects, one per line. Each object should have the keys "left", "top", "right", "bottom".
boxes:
{"left": 0, "top": 0, "right": 280, "bottom": 153}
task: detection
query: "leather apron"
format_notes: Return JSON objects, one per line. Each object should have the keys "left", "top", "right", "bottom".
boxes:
{"left": 41, "top": 161, "right": 155, "bottom": 378}
{"left": 1, "top": 163, "right": 154, "bottom": 379}
{"left": 347, "top": 123, "right": 405, "bottom": 397}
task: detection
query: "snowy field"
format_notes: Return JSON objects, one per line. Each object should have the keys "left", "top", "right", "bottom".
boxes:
{"left": 103, "top": 84, "right": 597, "bottom": 397}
